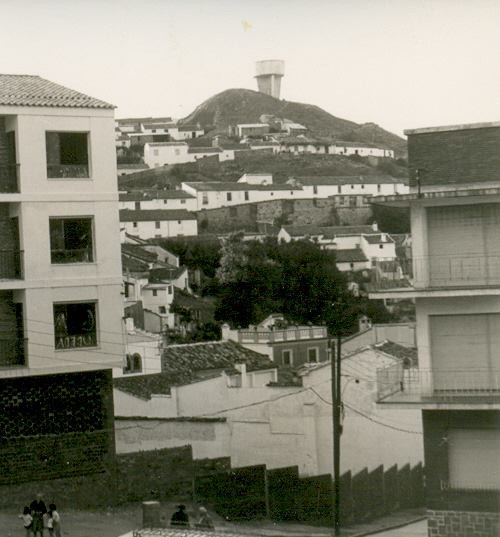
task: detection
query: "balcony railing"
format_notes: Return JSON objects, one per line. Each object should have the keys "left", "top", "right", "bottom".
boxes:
{"left": 413, "top": 254, "right": 500, "bottom": 288}
{"left": 0, "top": 164, "right": 19, "bottom": 193}
{"left": 47, "top": 164, "right": 89, "bottom": 179}
{"left": 237, "top": 326, "right": 327, "bottom": 343}
{"left": 51, "top": 248, "right": 93, "bottom": 264}
{"left": 0, "top": 337, "right": 27, "bottom": 367}
{"left": 377, "top": 363, "right": 500, "bottom": 403}
{"left": 0, "top": 250, "right": 23, "bottom": 279}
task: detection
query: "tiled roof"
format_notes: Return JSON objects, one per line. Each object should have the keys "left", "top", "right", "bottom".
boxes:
{"left": 122, "top": 244, "right": 158, "bottom": 262}
{"left": 250, "top": 141, "right": 280, "bottom": 147}
{"left": 334, "top": 249, "right": 368, "bottom": 263}
{"left": 0, "top": 74, "right": 114, "bottom": 109}
{"left": 374, "top": 341, "right": 418, "bottom": 366}
{"left": 162, "top": 340, "right": 274, "bottom": 376}
{"left": 293, "top": 175, "right": 406, "bottom": 186}
{"left": 332, "top": 140, "right": 380, "bottom": 148}
{"left": 187, "top": 147, "right": 222, "bottom": 154}
{"left": 149, "top": 265, "right": 187, "bottom": 281}
{"left": 117, "top": 164, "right": 148, "bottom": 170}
{"left": 121, "top": 254, "right": 150, "bottom": 273}
{"left": 178, "top": 125, "right": 203, "bottom": 132}
{"left": 146, "top": 141, "right": 187, "bottom": 147}
{"left": 142, "top": 123, "right": 176, "bottom": 130}
{"left": 113, "top": 371, "right": 193, "bottom": 400}
{"left": 173, "top": 288, "right": 215, "bottom": 312}
{"left": 363, "top": 234, "right": 394, "bottom": 244}
{"left": 119, "top": 190, "right": 194, "bottom": 201}
{"left": 184, "top": 182, "right": 301, "bottom": 192}
{"left": 120, "top": 209, "right": 196, "bottom": 222}
{"left": 283, "top": 224, "right": 374, "bottom": 238}
{"left": 238, "top": 123, "right": 269, "bottom": 128}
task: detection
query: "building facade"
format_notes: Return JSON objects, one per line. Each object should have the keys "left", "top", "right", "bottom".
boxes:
{"left": 371, "top": 121, "right": 500, "bottom": 537}
{"left": 120, "top": 209, "right": 198, "bottom": 239}
{"left": 0, "top": 74, "right": 124, "bottom": 483}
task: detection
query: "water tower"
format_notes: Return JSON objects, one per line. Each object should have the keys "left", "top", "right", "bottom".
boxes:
{"left": 255, "top": 60, "right": 285, "bottom": 99}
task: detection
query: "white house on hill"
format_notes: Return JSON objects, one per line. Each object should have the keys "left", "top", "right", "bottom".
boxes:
{"left": 120, "top": 209, "right": 198, "bottom": 239}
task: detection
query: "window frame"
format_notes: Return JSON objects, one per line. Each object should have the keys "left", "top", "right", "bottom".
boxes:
{"left": 45, "top": 131, "right": 91, "bottom": 180}
{"left": 53, "top": 300, "right": 98, "bottom": 350}
{"left": 307, "top": 347, "right": 319, "bottom": 363}
{"left": 282, "top": 349, "right": 293, "bottom": 366}
{"left": 49, "top": 216, "right": 95, "bottom": 264}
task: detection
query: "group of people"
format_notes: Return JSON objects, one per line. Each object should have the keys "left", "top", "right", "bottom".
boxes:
{"left": 170, "top": 504, "right": 214, "bottom": 530}
{"left": 19, "top": 494, "right": 61, "bottom": 537}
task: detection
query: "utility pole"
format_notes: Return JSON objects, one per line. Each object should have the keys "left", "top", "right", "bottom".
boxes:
{"left": 330, "top": 300, "right": 344, "bottom": 537}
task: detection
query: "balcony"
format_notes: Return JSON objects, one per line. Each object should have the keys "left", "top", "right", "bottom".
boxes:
{"left": 237, "top": 326, "right": 327, "bottom": 344}
{"left": 414, "top": 254, "right": 500, "bottom": 288}
{"left": 47, "top": 164, "right": 89, "bottom": 179}
{"left": 0, "top": 337, "right": 27, "bottom": 367}
{"left": 0, "top": 250, "right": 23, "bottom": 279}
{"left": 377, "top": 363, "right": 500, "bottom": 405}
{"left": 51, "top": 248, "right": 93, "bottom": 264}
{"left": 0, "top": 164, "right": 19, "bottom": 193}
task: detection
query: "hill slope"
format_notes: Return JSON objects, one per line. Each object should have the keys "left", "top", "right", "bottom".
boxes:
{"left": 180, "top": 88, "right": 406, "bottom": 155}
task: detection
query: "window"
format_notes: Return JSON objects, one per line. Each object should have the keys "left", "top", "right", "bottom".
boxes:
{"left": 152, "top": 129, "right": 157, "bottom": 134}
{"left": 351, "top": 185, "right": 354, "bottom": 189}
{"left": 49, "top": 218, "right": 93, "bottom": 263}
{"left": 133, "top": 222, "right": 138, "bottom": 228}
{"left": 54, "top": 302, "right": 97, "bottom": 349}
{"left": 168, "top": 285, "right": 173, "bottom": 295}
{"left": 46, "top": 132, "right": 89, "bottom": 178}
{"left": 177, "top": 220, "right": 181, "bottom": 224}
{"left": 307, "top": 347, "right": 318, "bottom": 363}
{"left": 313, "top": 185, "right": 318, "bottom": 195}
{"left": 135, "top": 201, "right": 141, "bottom": 210}
{"left": 448, "top": 429, "right": 500, "bottom": 490}
{"left": 124, "top": 352, "right": 142, "bottom": 374}
{"left": 163, "top": 200, "right": 168, "bottom": 204}
{"left": 202, "top": 193, "right": 209, "bottom": 205}
{"left": 379, "top": 244, "right": 384, "bottom": 249}
{"left": 159, "top": 306, "right": 166, "bottom": 314}
{"left": 361, "top": 185, "right": 365, "bottom": 189}
{"left": 227, "top": 192, "right": 232, "bottom": 201}
{"left": 180, "top": 199, "right": 186, "bottom": 204}
{"left": 152, "top": 290, "right": 157, "bottom": 297}
{"left": 377, "top": 184, "right": 381, "bottom": 193}
{"left": 350, "top": 262, "right": 354, "bottom": 269}
{"left": 244, "top": 191, "right": 249, "bottom": 201}
{"left": 282, "top": 350, "right": 293, "bottom": 366}
{"left": 337, "top": 186, "right": 341, "bottom": 194}
{"left": 155, "top": 221, "right": 160, "bottom": 229}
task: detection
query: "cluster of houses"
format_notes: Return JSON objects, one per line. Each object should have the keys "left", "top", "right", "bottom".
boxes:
{"left": 115, "top": 114, "right": 396, "bottom": 168}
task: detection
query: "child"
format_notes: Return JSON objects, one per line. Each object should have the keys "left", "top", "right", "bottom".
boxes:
{"left": 18, "top": 506, "right": 33, "bottom": 537}
{"left": 47, "top": 504, "right": 61, "bottom": 537}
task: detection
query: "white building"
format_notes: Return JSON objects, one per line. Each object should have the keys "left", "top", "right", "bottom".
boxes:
{"left": 237, "top": 173, "right": 273, "bottom": 185}
{"left": 120, "top": 209, "right": 198, "bottom": 239}
{"left": 119, "top": 190, "right": 197, "bottom": 211}
{"left": 181, "top": 181, "right": 302, "bottom": 210}
{"left": 288, "top": 175, "right": 409, "bottom": 198}
{"left": 236, "top": 123, "right": 270, "bottom": 137}
{"left": 0, "top": 74, "right": 125, "bottom": 481}
{"left": 144, "top": 141, "right": 190, "bottom": 167}
{"left": 329, "top": 141, "right": 394, "bottom": 158}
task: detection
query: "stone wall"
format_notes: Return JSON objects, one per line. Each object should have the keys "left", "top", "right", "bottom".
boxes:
{"left": 197, "top": 198, "right": 372, "bottom": 234}
{"left": 427, "top": 510, "right": 500, "bottom": 537}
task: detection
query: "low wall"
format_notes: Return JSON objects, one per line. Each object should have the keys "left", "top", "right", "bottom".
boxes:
{"left": 197, "top": 198, "right": 372, "bottom": 234}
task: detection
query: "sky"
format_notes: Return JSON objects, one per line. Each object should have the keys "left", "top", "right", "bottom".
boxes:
{"left": 1, "top": 0, "right": 500, "bottom": 136}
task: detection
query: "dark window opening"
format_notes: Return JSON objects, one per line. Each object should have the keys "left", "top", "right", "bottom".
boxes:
{"left": 50, "top": 218, "right": 93, "bottom": 263}
{"left": 244, "top": 191, "right": 249, "bottom": 201}
{"left": 46, "top": 132, "right": 89, "bottom": 178}
{"left": 308, "top": 348, "right": 318, "bottom": 363}
{"left": 313, "top": 185, "right": 318, "bottom": 195}
{"left": 54, "top": 302, "right": 97, "bottom": 349}
{"left": 282, "top": 350, "right": 292, "bottom": 366}
{"left": 124, "top": 352, "right": 142, "bottom": 374}
{"left": 227, "top": 192, "right": 232, "bottom": 201}
{"left": 159, "top": 306, "right": 166, "bottom": 314}
{"left": 155, "top": 221, "right": 160, "bottom": 229}
{"left": 135, "top": 202, "right": 141, "bottom": 210}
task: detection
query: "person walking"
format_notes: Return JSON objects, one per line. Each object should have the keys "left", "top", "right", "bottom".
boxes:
{"left": 18, "top": 506, "right": 33, "bottom": 537}
{"left": 47, "top": 504, "right": 61, "bottom": 537}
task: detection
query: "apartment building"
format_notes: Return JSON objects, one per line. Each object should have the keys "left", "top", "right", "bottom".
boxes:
{"left": 0, "top": 74, "right": 124, "bottom": 484}
{"left": 370, "top": 121, "right": 500, "bottom": 537}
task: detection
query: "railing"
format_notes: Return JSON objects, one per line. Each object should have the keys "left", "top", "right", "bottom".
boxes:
{"left": 47, "top": 164, "right": 89, "bottom": 178}
{"left": 51, "top": 248, "right": 93, "bottom": 264}
{"left": 377, "top": 365, "right": 500, "bottom": 402}
{"left": 0, "top": 337, "right": 27, "bottom": 367}
{"left": 413, "top": 254, "right": 500, "bottom": 288}
{"left": 238, "top": 326, "right": 327, "bottom": 343}
{"left": 0, "top": 250, "right": 23, "bottom": 279}
{"left": 0, "top": 164, "right": 19, "bottom": 193}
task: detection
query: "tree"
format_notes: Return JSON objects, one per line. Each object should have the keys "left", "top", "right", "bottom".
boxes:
{"left": 371, "top": 204, "right": 410, "bottom": 234}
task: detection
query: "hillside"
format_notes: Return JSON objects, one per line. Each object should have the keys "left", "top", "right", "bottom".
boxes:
{"left": 119, "top": 152, "right": 407, "bottom": 191}
{"left": 180, "top": 88, "right": 406, "bottom": 156}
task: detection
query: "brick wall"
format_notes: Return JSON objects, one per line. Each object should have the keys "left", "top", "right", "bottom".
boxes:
{"left": 407, "top": 126, "right": 500, "bottom": 187}
{"left": 198, "top": 198, "right": 372, "bottom": 233}
{"left": 0, "top": 369, "right": 115, "bottom": 485}
{"left": 427, "top": 510, "right": 500, "bottom": 537}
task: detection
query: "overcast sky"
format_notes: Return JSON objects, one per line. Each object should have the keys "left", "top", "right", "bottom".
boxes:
{"left": 2, "top": 0, "right": 500, "bottom": 136}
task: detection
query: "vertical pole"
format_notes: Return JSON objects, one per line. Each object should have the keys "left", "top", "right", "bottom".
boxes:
{"left": 334, "top": 333, "right": 341, "bottom": 535}
{"left": 329, "top": 338, "right": 337, "bottom": 534}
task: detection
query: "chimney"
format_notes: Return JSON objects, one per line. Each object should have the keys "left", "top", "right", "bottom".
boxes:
{"left": 371, "top": 221, "right": 379, "bottom": 232}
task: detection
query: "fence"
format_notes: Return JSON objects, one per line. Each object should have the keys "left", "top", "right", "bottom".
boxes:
{"left": 194, "top": 462, "right": 424, "bottom": 527}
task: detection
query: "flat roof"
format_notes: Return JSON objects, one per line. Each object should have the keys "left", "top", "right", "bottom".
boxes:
{"left": 404, "top": 120, "right": 500, "bottom": 136}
